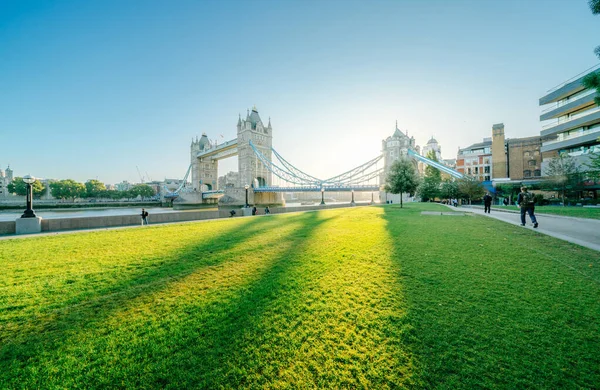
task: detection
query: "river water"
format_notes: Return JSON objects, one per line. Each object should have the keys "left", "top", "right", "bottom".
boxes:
{"left": 0, "top": 207, "right": 180, "bottom": 222}
{"left": 0, "top": 202, "right": 366, "bottom": 222}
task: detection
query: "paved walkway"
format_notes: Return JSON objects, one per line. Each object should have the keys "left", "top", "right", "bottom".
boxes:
{"left": 452, "top": 205, "right": 600, "bottom": 252}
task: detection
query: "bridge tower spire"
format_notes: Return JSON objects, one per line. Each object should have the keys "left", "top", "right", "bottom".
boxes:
{"left": 237, "top": 106, "right": 272, "bottom": 188}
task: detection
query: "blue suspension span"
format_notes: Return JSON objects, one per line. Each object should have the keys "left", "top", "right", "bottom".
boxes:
{"left": 322, "top": 154, "right": 383, "bottom": 185}
{"left": 164, "top": 163, "right": 193, "bottom": 198}
{"left": 249, "top": 140, "right": 321, "bottom": 185}
{"left": 254, "top": 185, "right": 380, "bottom": 193}
{"left": 407, "top": 149, "right": 464, "bottom": 179}
{"left": 271, "top": 147, "right": 322, "bottom": 184}
{"left": 250, "top": 140, "right": 384, "bottom": 187}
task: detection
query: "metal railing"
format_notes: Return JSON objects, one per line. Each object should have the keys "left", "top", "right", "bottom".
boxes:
{"left": 545, "top": 63, "right": 600, "bottom": 95}
{"left": 541, "top": 88, "right": 597, "bottom": 114}
{"left": 541, "top": 105, "right": 600, "bottom": 130}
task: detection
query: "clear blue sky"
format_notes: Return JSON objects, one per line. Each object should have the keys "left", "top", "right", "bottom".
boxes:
{"left": 1, "top": 0, "right": 599, "bottom": 185}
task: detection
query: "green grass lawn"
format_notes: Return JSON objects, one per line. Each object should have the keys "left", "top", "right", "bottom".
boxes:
{"left": 1, "top": 204, "right": 599, "bottom": 388}
{"left": 490, "top": 204, "right": 600, "bottom": 219}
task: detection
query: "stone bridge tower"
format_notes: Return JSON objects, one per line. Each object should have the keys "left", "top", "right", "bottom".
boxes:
{"left": 190, "top": 133, "right": 218, "bottom": 191}
{"left": 237, "top": 107, "right": 272, "bottom": 188}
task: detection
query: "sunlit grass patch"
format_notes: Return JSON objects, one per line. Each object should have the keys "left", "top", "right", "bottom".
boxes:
{"left": 1, "top": 204, "right": 599, "bottom": 388}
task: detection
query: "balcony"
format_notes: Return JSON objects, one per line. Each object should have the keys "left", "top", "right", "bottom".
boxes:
{"left": 540, "top": 89, "right": 597, "bottom": 121}
{"left": 541, "top": 128, "right": 600, "bottom": 152}
{"left": 540, "top": 106, "right": 600, "bottom": 137}
{"left": 539, "top": 64, "right": 600, "bottom": 105}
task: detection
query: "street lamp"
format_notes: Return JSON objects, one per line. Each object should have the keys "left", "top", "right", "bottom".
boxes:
{"left": 320, "top": 187, "right": 325, "bottom": 205}
{"left": 351, "top": 189, "right": 355, "bottom": 206}
{"left": 371, "top": 192, "right": 374, "bottom": 204}
{"left": 244, "top": 184, "right": 249, "bottom": 208}
{"left": 21, "top": 175, "right": 37, "bottom": 218}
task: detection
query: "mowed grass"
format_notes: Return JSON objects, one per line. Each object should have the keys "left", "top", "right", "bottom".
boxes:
{"left": 1, "top": 204, "right": 599, "bottom": 388}
{"left": 491, "top": 204, "right": 600, "bottom": 219}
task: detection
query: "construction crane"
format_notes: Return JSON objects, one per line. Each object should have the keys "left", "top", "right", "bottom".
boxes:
{"left": 136, "top": 166, "right": 144, "bottom": 183}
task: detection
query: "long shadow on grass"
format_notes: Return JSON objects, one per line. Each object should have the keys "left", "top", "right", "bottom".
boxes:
{"left": 148, "top": 211, "right": 334, "bottom": 388}
{"left": 0, "top": 213, "right": 319, "bottom": 371}
{"left": 381, "top": 204, "right": 600, "bottom": 388}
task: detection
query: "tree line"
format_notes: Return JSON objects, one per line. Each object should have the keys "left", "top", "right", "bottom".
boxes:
{"left": 384, "top": 150, "right": 487, "bottom": 208}
{"left": 7, "top": 178, "right": 156, "bottom": 201}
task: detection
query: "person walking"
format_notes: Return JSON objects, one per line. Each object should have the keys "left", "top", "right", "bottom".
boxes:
{"left": 264, "top": 206, "right": 270, "bottom": 214}
{"left": 141, "top": 208, "right": 149, "bottom": 225}
{"left": 483, "top": 192, "right": 492, "bottom": 214}
{"left": 252, "top": 206, "right": 257, "bottom": 216}
{"left": 517, "top": 186, "right": 538, "bottom": 228}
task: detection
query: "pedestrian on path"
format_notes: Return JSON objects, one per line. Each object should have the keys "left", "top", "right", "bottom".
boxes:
{"left": 141, "top": 208, "right": 149, "bottom": 225}
{"left": 483, "top": 192, "right": 492, "bottom": 214}
{"left": 264, "top": 206, "right": 270, "bottom": 214}
{"left": 517, "top": 186, "right": 538, "bottom": 228}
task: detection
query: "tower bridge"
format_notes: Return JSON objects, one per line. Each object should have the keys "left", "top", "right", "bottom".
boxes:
{"left": 172, "top": 107, "right": 463, "bottom": 206}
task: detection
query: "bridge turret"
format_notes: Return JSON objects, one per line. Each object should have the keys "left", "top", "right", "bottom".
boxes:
{"left": 237, "top": 106, "right": 272, "bottom": 188}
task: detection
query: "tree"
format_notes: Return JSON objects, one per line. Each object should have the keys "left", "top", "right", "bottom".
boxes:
{"left": 440, "top": 178, "right": 459, "bottom": 200}
{"left": 130, "top": 184, "right": 155, "bottom": 200}
{"left": 417, "top": 176, "right": 441, "bottom": 201}
{"left": 384, "top": 158, "right": 420, "bottom": 208}
{"left": 583, "top": 0, "right": 600, "bottom": 105}
{"left": 85, "top": 180, "right": 106, "bottom": 198}
{"left": 7, "top": 177, "right": 46, "bottom": 198}
{"left": 49, "top": 179, "right": 86, "bottom": 202}
{"left": 546, "top": 153, "right": 578, "bottom": 206}
{"left": 424, "top": 150, "right": 442, "bottom": 181}
{"left": 457, "top": 177, "right": 485, "bottom": 205}
{"left": 585, "top": 141, "right": 600, "bottom": 180}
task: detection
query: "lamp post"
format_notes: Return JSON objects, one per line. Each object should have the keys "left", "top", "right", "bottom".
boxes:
{"left": 351, "top": 189, "right": 355, "bottom": 206}
{"left": 21, "top": 175, "right": 37, "bottom": 218}
{"left": 320, "top": 187, "right": 325, "bottom": 205}
{"left": 244, "top": 184, "right": 249, "bottom": 208}
{"left": 371, "top": 192, "right": 374, "bottom": 205}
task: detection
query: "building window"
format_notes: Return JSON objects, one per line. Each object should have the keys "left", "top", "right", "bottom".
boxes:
{"left": 528, "top": 160, "right": 536, "bottom": 166}
{"left": 524, "top": 170, "right": 532, "bottom": 178}
{"left": 484, "top": 176, "right": 490, "bottom": 181}
{"left": 475, "top": 167, "right": 479, "bottom": 174}
{"left": 524, "top": 151, "right": 530, "bottom": 157}
{"left": 467, "top": 168, "right": 472, "bottom": 174}
{"left": 534, "top": 169, "right": 541, "bottom": 177}
{"left": 484, "top": 166, "right": 490, "bottom": 173}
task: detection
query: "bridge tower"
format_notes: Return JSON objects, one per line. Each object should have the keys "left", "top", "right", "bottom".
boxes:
{"left": 380, "top": 122, "right": 420, "bottom": 203}
{"left": 237, "top": 106, "right": 272, "bottom": 188}
{"left": 190, "top": 133, "right": 218, "bottom": 191}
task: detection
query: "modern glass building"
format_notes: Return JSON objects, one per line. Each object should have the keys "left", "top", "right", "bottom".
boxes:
{"left": 539, "top": 64, "right": 600, "bottom": 173}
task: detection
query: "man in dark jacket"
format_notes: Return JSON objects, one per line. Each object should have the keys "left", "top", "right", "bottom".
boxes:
{"left": 517, "top": 186, "right": 538, "bottom": 228}
{"left": 483, "top": 193, "right": 492, "bottom": 213}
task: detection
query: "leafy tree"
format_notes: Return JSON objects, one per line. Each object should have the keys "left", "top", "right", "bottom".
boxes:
{"left": 130, "top": 184, "right": 155, "bottom": 200}
{"left": 546, "top": 153, "right": 578, "bottom": 206}
{"left": 49, "top": 179, "right": 86, "bottom": 202}
{"left": 424, "top": 150, "right": 442, "bottom": 181}
{"left": 440, "top": 178, "right": 459, "bottom": 200}
{"left": 7, "top": 177, "right": 46, "bottom": 198}
{"left": 417, "top": 176, "right": 441, "bottom": 201}
{"left": 583, "top": 0, "right": 600, "bottom": 105}
{"left": 384, "top": 158, "right": 420, "bottom": 208}
{"left": 457, "top": 177, "right": 485, "bottom": 205}
{"left": 85, "top": 179, "right": 106, "bottom": 198}
{"left": 585, "top": 144, "right": 600, "bottom": 180}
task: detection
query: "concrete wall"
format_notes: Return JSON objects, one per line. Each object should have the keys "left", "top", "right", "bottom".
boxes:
{"left": 2, "top": 204, "right": 371, "bottom": 236}
{"left": 38, "top": 210, "right": 220, "bottom": 233}
{"left": 0, "top": 221, "right": 16, "bottom": 235}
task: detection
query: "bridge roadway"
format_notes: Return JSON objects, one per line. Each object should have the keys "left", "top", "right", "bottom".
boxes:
{"left": 452, "top": 204, "right": 600, "bottom": 252}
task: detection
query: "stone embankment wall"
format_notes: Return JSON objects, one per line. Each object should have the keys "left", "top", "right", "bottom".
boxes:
{"left": 1, "top": 203, "right": 368, "bottom": 236}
